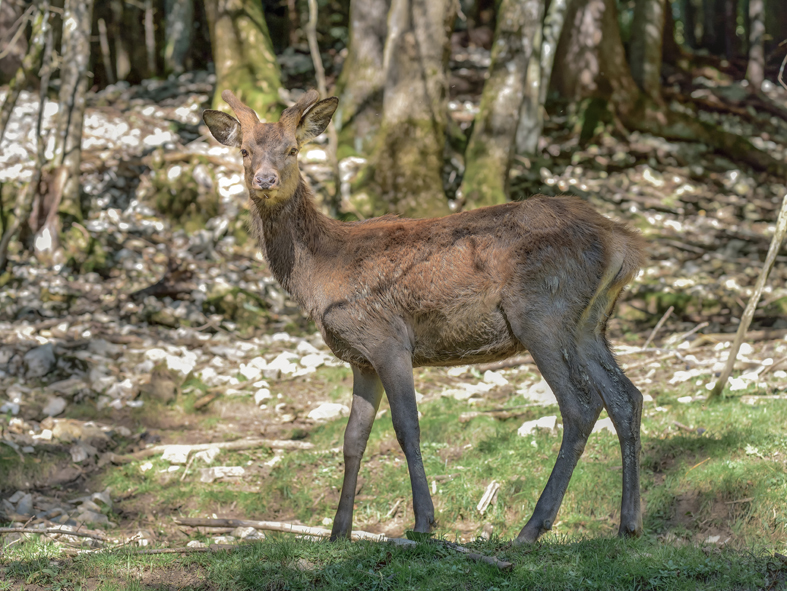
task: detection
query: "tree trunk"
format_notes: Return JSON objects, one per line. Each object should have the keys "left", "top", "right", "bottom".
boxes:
{"left": 204, "top": 0, "right": 282, "bottom": 120}
{"left": 629, "top": 0, "right": 666, "bottom": 102}
{"left": 358, "top": 0, "right": 455, "bottom": 219}
{"left": 460, "top": 0, "right": 544, "bottom": 208}
{"left": 48, "top": 0, "right": 94, "bottom": 229}
{"left": 0, "top": 0, "right": 29, "bottom": 85}
{"left": 662, "top": 3, "right": 681, "bottom": 65}
{"left": 681, "top": 0, "right": 696, "bottom": 48}
{"left": 0, "top": 4, "right": 50, "bottom": 144}
{"left": 165, "top": 0, "right": 194, "bottom": 75}
{"left": 701, "top": 0, "right": 726, "bottom": 55}
{"left": 333, "top": 0, "right": 388, "bottom": 155}
{"left": 109, "top": 0, "right": 131, "bottom": 81}
{"left": 516, "top": 0, "right": 571, "bottom": 156}
{"left": 746, "top": 0, "right": 765, "bottom": 90}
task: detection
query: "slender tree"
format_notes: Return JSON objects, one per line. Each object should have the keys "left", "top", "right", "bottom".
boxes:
{"left": 356, "top": 0, "right": 456, "bottom": 218}
{"left": 516, "top": 0, "right": 571, "bottom": 156}
{"left": 204, "top": 0, "right": 282, "bottom": 120}
{"left": 746, "top": 0, "right": 765, "bottom": 90}
{"left": 460, "top": 0, "right": 544, "bottom": 208}
{"left": 629, "top": 0, "right": 667, "bottom": 102}
{"left": 333, "top": 0, "right": 389, "bottom": 155}
{"left": 165, "top": 0, "right": 194, "bottom": 75}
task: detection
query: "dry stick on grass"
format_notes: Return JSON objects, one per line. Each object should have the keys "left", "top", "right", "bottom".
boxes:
{"left": 476, "top": 355, "right": 534, "bottom": 372}
{"left": 0, "top": 528, "right": 111, "bottom": 542}
{"left": 174, "top": 517, "right": 513, "bottom": 570}
{"left": 760, "top": 354, "right": 787, "bottom": 377}
{"left": 710, "top": 193, "right": 787, "bottom": 399}
{"left": 642, "top": 306, "right": 674, "bottom": 350}
{"left": 121, "top": 438, "right": 314, "bottom": 462}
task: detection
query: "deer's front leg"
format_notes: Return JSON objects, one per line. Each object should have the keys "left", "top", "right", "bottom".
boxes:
{"left": 330, "top": 364, "right": 384, "bottom": 540}
{"left": 374, "top": 349, "right": 435, "bottom": 533}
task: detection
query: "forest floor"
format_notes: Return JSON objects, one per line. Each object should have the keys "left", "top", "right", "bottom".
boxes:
{"left": 1, "top": 53, "right": 787, "bottom": 589}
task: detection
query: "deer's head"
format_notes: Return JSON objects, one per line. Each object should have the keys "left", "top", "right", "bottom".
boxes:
{"left": 203, "top": 90, "right": 337, "bottom": 207}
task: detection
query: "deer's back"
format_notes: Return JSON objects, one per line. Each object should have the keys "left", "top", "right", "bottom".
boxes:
{"left": 311, "top": 196, "right": 643, "bottom": 368}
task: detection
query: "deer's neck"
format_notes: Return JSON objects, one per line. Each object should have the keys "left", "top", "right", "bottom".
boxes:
{"left": 252, "top": 177, "right": 340, "bottom": 313}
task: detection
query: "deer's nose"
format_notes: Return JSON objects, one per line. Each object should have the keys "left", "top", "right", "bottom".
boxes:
{"left": 253, "top": 173, "right": 279, "bottom": 190}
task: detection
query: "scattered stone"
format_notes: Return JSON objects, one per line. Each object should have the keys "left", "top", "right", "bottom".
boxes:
{"left": 15, "top": 493, "right": 33, "bottom": 517}
{"left": 213, "top": 535, "right": 236, "bottom": 544}
{"left": 199, "top": 466, "right": 245, "bottom": 483}
{"left": 483, "top": 370, "right": 508, "bottom": 386}
{"left": 592, "top": 417, "right": 617, "bottom": 435}
{"left": 517, "top": 415, "right": 558, "bottom": 436}
{"left": 254, "top": 388, "right": 272, "bottom": 405}
{"left": 520, "top": 379, "right": 557, "bottom": 406}
{"left": 231, "top": 526, "right": 263, "bottom": 539}
{"left": 307, "top": 403, "right": 349, "bottom": 421}
{"left": 42, "top": 396, "right": 67, "bottom": 417}
{"left": 161, "top": 445, "right": 191, "bottom": 464}
{"left": 187, "top": 540, "right": 207, "bottom": 548}
{"left": 24, "top": 344, "right": 56, "bottom": 378}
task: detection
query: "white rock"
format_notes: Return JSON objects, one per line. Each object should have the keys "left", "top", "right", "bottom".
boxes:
{"left": 300, "top": 354, "right": 325, "bottom": 369}
{"left": 42, "top": 396, "right": 67, "bottom": 417}
{"left": 195, "top": 447, "right": 220, "bottom": 464}
{"left": 140, "top": 461, "right": 153, "bottom": 473}
{"left": 240, "top": 356, "right": 267, "bottom": 380}
{"left": 520, "top": 379, "right": 558, "bottom": 406}
{"left": 308, "top": 402, "right": 350, "bottom": 421}
{"left": 144, "top": 348, "right": 168, "bottom": 362}
{"left": 187, "top": 540, "right": 207, "bottom": 548}
{"left": 739, "top": 343, "right": 754, "bottom": 356}
{"left": 24, "top": 344, "right": 56, "bottom": 378}
{"left": 592, "top": 417, "right": 617, "bottom": 435}
{"left": 728, "top": 376, "right": 747, "bottom": 391}
{"left": 166, "top": 354, "right": 196, "bottom": 376}
{"left": 774, "top": 370, "right": 787, "bottom": 378}
{"left": 106, "top": 379, "right": 135, "bottom": 399}
{"left": 643, "top": 394, "right": 653, "bottom": 402}
{"left": 161, "top": 445, "right": 191, "bottom": 464}
{"left": 254, "top": 388, "right": 272, "bottom": 405}
{"left": 483, "top": 370, "right": 508, "bottom": 386}
{"left": 267, "top": 352, "right": 299, "bottom": 376}
{"left": 677, "top": 395, "right": 693, "bottom": 403}
{"left": 0, "top": 401, "right": 20, "bottom": 415}
{"left": 296, "top": 340, "right": 320, "bottom": 355}
{"left": 517, "top": 415, "right": 558, "bottom": 436}
{"left": 199, "top": 466, "right": 245, "bottom": 483}
{"left": 231, "top": 526, "right": 263, "bottom": 539}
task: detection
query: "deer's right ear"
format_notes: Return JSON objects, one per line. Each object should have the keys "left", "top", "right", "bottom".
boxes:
{"left": 203, "top": 110, "right": 242, "bottom": 147}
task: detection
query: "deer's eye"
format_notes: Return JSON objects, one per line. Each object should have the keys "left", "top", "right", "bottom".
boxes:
{"left": 289, "top": 147, "right": 298, "bottom": 156}
{"left": 240, "top": 149, "right": 249, "bottom": 158}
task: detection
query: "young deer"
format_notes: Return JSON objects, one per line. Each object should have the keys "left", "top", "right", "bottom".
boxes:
{"left": 203, "top": 90, "right": 647, "bottom": 543}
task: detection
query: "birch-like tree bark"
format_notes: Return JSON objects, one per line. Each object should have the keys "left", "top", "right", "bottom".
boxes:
{"left": 165, "top": 0, "right": 194, "bottom": 75}
{"left": 358, "top": 0, "right": 455, "bottom": 218}
{"left": 333, "top": 0, "right": 389, "bottom": 154}
{"left": 460, "top": 0, "right": 544, "bottom": 208}
{"left": 746, "top": 0, "right": 765, "bottom": 90}
{"left": 204, "top": 0, "right": 282, "bottom": 120}
{"left": 629, "top": 0, "right": 666, "bottom": 102}
{"left": 516, "top": 0, "right": 570, "bottom": 156}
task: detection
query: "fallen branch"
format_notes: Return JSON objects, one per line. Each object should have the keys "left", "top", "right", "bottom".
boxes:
{"left": 173, "top": 517, "right": 513, "bottom": 570}
{"left": 711, "top": 193, "right": 787, "bottom": 398}
{"left": 0, "top": 527, "right": 110, "bottom": 542}
{"left": 121, "top": 438, "right": 314, "bottom": 462}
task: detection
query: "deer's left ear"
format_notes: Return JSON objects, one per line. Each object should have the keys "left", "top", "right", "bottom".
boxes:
{"left": 296, "top": 97, "right": 338, "bottom": 145}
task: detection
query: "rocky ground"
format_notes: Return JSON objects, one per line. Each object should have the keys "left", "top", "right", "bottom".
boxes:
{"left": 1, "top": 53, "right": 787, "bottom": 554}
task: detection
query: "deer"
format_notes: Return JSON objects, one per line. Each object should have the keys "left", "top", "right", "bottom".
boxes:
{"left": 203, "top": 89, "right": 648, "bottom": 544}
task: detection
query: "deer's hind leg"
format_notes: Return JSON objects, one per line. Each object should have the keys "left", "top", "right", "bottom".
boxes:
{"left": 331, "top": 364, "right": 384, "bottom": 540}
{"left": 580, "top": 338, "right": 643, "bottom": 537}
{"left": 512, "top": 327, "right": 605, "bottom": 543}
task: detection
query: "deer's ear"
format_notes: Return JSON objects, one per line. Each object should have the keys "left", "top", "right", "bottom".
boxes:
{"left": 296, "top": 97, "right": 338, "bottom": 145}
{"left": 203, "top": 110, "right": 242, "bottom": 147}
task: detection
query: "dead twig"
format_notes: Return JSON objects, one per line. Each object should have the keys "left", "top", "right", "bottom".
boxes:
{"left": 642, "top": 306, "right": 674, "bottom": 350}
{"left": 437, "top": 539, "right": 513, "bottom": 571}
{"left": 759, "top": 354, "right": 787, "bottom": 377}
{"left": 711, "top": 194, "right": 787, "bottom": 398}
{"left": 476, "top": 481, "right": 500, "bottom": 515}
{"left": 174, "top": 517, "right": 385, "bottom": 542}
{"left": 476, "top": 355, "right": 534, "bottom": 373}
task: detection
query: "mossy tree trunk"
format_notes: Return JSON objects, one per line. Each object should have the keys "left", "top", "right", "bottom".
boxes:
{"left": 333, "top": 0, "right": 389, "bottom": 156}
{"left": 552, "top": 0, "right": 787, "bottom": 177}
{"left": 629, "top": 0, "right": 666, "bottom": 102}
{"left": 165, "top": 0, "right": 194, "bottom": 75}
{"left": 204, "top": 0, "right": 282, "bottom": 121}
{"left": 359, "top": 0, "right": 455, "bottom": 219}
{"left": 0, "top": 3, "right": 50, "bottom": 144}
{"left": 516, "top": 0, "right": 570, "bottom": 156}
{"left": 460, "top": 0, "right": 544, "bottom": 209}
{"left": 50, "top": 0, "right": 94, "bottom": 227}
{"left": 745, "top": 0, "right": 765, "bottom": 90}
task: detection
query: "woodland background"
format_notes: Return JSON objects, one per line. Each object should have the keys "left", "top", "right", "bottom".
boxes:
{"left": 1, "top": 0, "right": 787, "bottom": 589}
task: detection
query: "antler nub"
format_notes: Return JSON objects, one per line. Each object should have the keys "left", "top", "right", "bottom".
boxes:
{"left": 221, "top": 90, "right": 260, "bottom": 129}
{"left": 280, "top": 89, "right": 321, "bottom": 130}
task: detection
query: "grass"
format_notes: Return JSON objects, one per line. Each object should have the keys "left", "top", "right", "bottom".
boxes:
{"left": 2, "top": 373, "right": 787, "bottom": 589}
